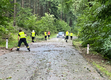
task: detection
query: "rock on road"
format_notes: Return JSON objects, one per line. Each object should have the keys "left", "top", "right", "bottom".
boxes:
{"left": 0, "top": 38, "right": 109, "bottom": 80}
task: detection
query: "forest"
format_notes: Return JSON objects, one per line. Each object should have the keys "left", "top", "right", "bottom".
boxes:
{"left": 0, "top": 0, "right": 111, "bottom": 58}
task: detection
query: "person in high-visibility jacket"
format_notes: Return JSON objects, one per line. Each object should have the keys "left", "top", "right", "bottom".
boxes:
{"left": 44, "top": 31, "right": 47, "bottom": 40}
{"left": 65, "top": 30, "right": 69, "bottom": 42}
{"left": 31, "top": 30, "right": 36, "bottom": 43}
{"left": 70, "top": 32, "right": 73, "bottom": 40}
{"left": 16, "top": 29, "right": 30, "bottom": 51}
{"left": 47, "top": 31, "right": 50, "bottom": 39}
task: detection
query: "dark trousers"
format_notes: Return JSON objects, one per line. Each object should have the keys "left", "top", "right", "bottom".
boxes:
{"left": 45, "top": 36, "right": 47, "bottom": 40}
{"left": 66, "top": 36, "right": 68, "bottom": 39}
{"left": 65, "top": 36, "right": 68, "bottom": 42}
{"left": 48, "top": 35, "right": 50, "bottom": 39}
{"left": 70, "top": 36, "right": 73, "bottom": 40}
{"left": 18, "top": 38, "right": 29, "bottom": 48}
{"left": 32, "top": 37, "right": 35, "bottom": 42}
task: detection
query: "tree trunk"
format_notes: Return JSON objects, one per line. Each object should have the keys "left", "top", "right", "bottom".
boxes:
{"left": 46, "top": 1, "right": 50, "bottom": 14}
{"left": 48, "top": 1, "right": 50, "bottom": 14}
{"left": 40, "top": 5, "right": 43, "bottom": 16}
{"left": 61, "top": 0, "right": 63, "bottom": 20}
{"left": 61, "top": 12, "right": 63, "bottom": 20}
{"left": 29, "top": 0, "right": 31, "bottom": 8}
{"left": 45, "top": 1, "right": 47, "bottom": 13}
{"left": 64, "top": 14, "right": 67, "bottom": 22}
{"left": 69, "top": 18, "right": 72, "bottom": 27}
{"left": 21, "top": 0, "right": 24, "bottom": 8}
{"left": 37, "top": 0, "right": 39, "bottom": 16}
{"left": 34, "top": 0, "right": 35, "bottom": 15}
{"left": 14, "top": 0, "right": 16, "bottom": 26}
{"left": 26, "top": 0, "right": 29, "bottom": 7}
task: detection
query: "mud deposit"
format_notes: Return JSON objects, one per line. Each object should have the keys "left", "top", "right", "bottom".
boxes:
{"left": 0, "top": 38, "right": 109, "bottom": 80}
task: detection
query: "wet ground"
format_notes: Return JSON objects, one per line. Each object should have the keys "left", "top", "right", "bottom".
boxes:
{"left": 0, "top": 38, "right": 109, "bottom": 80}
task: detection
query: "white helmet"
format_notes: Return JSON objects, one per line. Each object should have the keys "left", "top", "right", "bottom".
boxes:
{"left": 32, "top": 30, "right": 34, "bottom": 32}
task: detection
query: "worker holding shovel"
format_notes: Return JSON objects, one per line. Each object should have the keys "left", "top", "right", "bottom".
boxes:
{"left": 16, "top": 29, "right": 30, "bottom": 51}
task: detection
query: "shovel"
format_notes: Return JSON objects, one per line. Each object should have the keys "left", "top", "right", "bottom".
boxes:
{"left": 10, "top": 42, "right": 18, "bottom": 51}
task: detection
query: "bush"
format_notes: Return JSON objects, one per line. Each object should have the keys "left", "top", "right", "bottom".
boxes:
{"left": 54, "top": 19, "right": 71, "bottom": 33}
{"left": 36, "top": 13, "right": 57, "bottom": 34}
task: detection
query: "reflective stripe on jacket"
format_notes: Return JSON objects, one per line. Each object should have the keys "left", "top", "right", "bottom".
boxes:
{"left": 32, "top": 32, "right": 35, "bottom": 37}
{"left": 19, "top": 32, "right": 26, "bottom": 38}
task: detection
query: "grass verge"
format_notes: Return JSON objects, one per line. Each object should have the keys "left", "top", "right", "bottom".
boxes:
{"left": 93, "top": 62, "right": 111, "bottom": 79}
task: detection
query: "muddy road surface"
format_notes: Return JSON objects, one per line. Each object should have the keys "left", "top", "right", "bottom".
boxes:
{"left": 0, "top": 38, "right": 109, "bottom": 80}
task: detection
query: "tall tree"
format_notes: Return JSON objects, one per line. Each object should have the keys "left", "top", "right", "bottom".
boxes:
{"left": 21, "top": 0, "right": 24, "bottom": 8}
{"left": 14, "top": 0, "right": 16, "bottom": 26}
{"left": 29, "top": 0, "right": 31, "bottom": 8}
{"left": 33, "top": 0, "right": 35, "bottom": 15}
{"left": 37, "top": 0, "right": 40, "bottom": 16}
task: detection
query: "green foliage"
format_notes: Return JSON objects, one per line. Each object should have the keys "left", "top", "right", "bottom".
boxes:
{"left": 93, "top": 62, "right": 111, "bottom": 78}
{"left": 24, "top": 15, "right": 38, "bottom": 31}
{"left": 103, "top": 37, "right": 111, "bottom": 51}
{"left": 54, "top": 19, "right": 71, "bottom": 32}
{"left": 74, "top": 0, "right": 111, "bottom": 58}
{"left": 16, "top": 7, "right": 39, "bottom": 34}
{"left": 16, "top": 6, "right": 70, "bottom": 35}
{"left": 0, "top": 0, "right": 13, "bottom": 26}
{"left": 0, "top": 0, "right": 14, "bottom": 46}
{"left": 39, "top": 13, "right": 57, "bottom": 33}
{"left": 61, "top": 0, "right": 73, "bottom": 13}
{"left": 16, "top": 8, "right": 33, "bottom": 28}
{"left": 36, "top": 13, "right": 71, "bottom": 34}
{"left": 0, "top": 22, "right": 14, "bottom": 37}
{"left": 0, "top": 21, "right": 14, "bottom": 45}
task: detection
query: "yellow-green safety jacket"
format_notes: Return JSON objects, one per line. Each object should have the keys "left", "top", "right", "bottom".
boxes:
{"left": 32, "top": 32, "right": 35, "bottom": 37}
{"left": 44, "top": 32, "right": 47, "bottom": 36}
{"left": 70, "top": 33, "right": 73, "bottom": 36}
{"left": 19, "top": 32, "right": 26, "bottom": 38}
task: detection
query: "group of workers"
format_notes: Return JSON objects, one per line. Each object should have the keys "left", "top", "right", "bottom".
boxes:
{"left": 44, "top": 31, "right": 51, "bottom": 40}
{"left": 16, "top": 30, "right": 50, "bottom": 51}
{"left": 65, "top": 30, "right": 73, "bottom": 42}
{"left": 16, "top": 30, "right": 73, "bottom": 51}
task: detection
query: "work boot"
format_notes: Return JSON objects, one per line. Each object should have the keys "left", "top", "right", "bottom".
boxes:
{"left": 16, "top": 48, "right": 19, "bottom": 51}
{"left": 27, "top": 48, "right": 30, "bottom": 52}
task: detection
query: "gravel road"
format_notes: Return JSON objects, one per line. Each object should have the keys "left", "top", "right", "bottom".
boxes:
{"left": 0, "top": 38, "right": 109, "bottom": 80}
